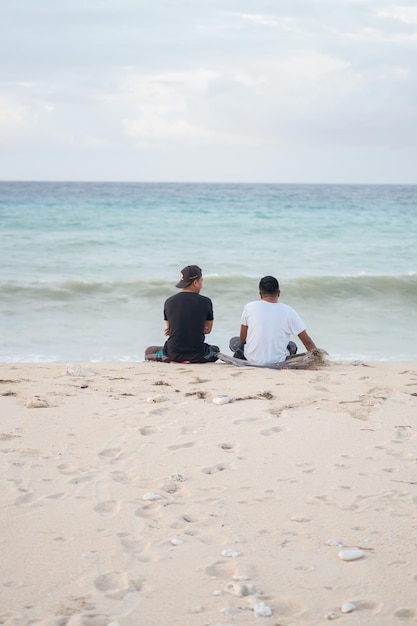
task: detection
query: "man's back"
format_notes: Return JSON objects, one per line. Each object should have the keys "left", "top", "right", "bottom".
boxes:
{"left": 164, "top": 291, "right": 213, "bottom": 361}
{"left": 242, "top": 300, "right": 305, "bottom": 364}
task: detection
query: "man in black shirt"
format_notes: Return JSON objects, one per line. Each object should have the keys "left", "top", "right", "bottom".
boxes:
{"left": 145, "top": 265, "right": 219, "bottom": 363}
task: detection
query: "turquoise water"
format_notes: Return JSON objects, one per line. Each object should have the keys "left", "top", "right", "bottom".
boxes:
{"left": 1, "top": 182, "right": 416, "bottom": 362}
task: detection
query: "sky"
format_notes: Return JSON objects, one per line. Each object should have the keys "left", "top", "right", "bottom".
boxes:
{"left": 1, "top": 0, "right": 417, "bottom": 183}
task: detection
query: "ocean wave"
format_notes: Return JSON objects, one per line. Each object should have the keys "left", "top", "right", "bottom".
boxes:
{"left": 1, "top": 274, "right": 416, "bottom": 304}
{"left": 283, "top": 274, "right": 417, "bottom": 301}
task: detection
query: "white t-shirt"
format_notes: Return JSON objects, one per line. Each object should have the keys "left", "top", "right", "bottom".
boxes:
{"left": 241, "top": 300, "right": 306, "bottom": 364}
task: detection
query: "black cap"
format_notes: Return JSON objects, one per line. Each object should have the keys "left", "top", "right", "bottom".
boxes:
{"left": 176, "top": 265, "right": 202, "bottom": 288}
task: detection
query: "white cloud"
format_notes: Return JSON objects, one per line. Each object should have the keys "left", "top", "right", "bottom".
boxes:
{"left": 0, "top": 96, "right": 26, "bottom": 131}
{"left": 378, "top": 5, "right": 417, "bottom": 25}
{"left": 239, "top": 13, "right": 280, "bottom": 27}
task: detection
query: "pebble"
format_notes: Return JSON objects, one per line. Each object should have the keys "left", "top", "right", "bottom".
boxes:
{"left": 170, "top": 538, "right": 184, "bottom": 546}
{"left": 221, "top": 549, "right": 241, "bottom": 557}
{"left": 143, "top": 492, "right": 164, "bottom": 501}
{"left": 326, "top": 538, "right": 343, "bottom": 546}
{"left": 147, "top": 394, "right": 168, "bottom": 403}
{"left": 26, "top": 399, "right": 49, "bottom": 408}
{"left": 326, "top": 612, "right": 339, "bottom": 620}
{"left": 220, "top": 607, "right": 232, "bottom": 615}
{"left": 341, "top": 603, "right": 356, "bottom": 613}
{"left": 291, "top": 515, "right": 311, "bottom": 522}
{"left": 224, "top": 582, "right": 256, "bottom": 597}
{"left": 253, "top": 602, "right": 272, "bottom": 617}
{"left": 170, "top": 472, "right": 185, "bottom": 482}
{"left": 338, "top": 549, "right": 364, "bottom": 561}
{"left": 212, "top": 395, "right": 234, "bottom": 405}
{"left": 66, "top": 363, "right": 95, "bottom": 376}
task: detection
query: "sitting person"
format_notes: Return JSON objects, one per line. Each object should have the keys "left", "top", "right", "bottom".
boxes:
{"left": 145, "top": 265, "right": 219, "bottom": 363}
{"left": 230, "top": 275, "right": 317, "bottom": 365}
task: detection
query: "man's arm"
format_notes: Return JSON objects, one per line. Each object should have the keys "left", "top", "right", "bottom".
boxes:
{"left": 204, "top": 320, "right": 213, "bottom": 334}
{"left": 298, "top": 329, "right": 317, "bottom": 351}
{"left": 240, "top": 325, "right": 248, "bottom": 343}
{"left": 164, "top": 320, "right": 170, "bottom": 336}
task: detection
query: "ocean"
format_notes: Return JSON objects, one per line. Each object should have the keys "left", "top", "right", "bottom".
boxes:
{"left": 1, "top": 181, "right": 416, "bottom": 363}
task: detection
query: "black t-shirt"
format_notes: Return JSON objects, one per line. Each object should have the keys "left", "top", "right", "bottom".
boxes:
{"left": 163, "top": 292, "right": 214, "bottom": 362}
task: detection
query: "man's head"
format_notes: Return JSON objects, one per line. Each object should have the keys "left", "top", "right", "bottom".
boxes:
{"left": 259, "top": 275, "right": 280, "bottom": 298}
{"left": 176, "top": 265, "right": 203, "bottom": 290}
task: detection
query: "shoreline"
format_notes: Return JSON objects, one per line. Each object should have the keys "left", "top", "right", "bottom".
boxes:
{"left": 1, "top": 354, "right": 416, "bottom": 365}
{"left": 1, "top": 360, "right": 417, "bottom": 625}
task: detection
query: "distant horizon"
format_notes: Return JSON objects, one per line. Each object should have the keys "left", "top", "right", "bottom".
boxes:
{"left": 2, "top": 179, "right": 417, "bottom": 187}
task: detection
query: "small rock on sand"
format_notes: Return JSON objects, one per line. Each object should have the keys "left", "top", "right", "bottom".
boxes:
{"left": 26, "top": 399, "right": 49, "bottom": 408}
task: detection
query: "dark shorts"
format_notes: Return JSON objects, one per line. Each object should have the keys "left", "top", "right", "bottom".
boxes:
{"left": 229, "top": 337, "right": 297, "bottom": 360}
{"left": 145, "top": 344, "right": 219, "bottom": 363}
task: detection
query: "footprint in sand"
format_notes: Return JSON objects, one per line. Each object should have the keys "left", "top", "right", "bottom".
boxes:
{"left": 93, "top": 571, "right": 143, "bottom": 600}
{"left": 354, "top": 600, "right": 383, "bottom": 614}
{"left": 110, "top": 470, "right": 136, "bottom": 483}
{"left": 259, "top": 426, "right": 281, "bottom": 436}
{"left": 0, "top": 432, "right": 19, "bottom": 440}
{"left": 139, "top": 425, "right": 157, "bottom": 436}
{"left": 218, "top": 442, "right": 236, "bottom": 452}
{"left": 202, "top": 463, "right": 227, "bottom": 474}
{"left": 15, "top": 490, "right": 34, "bottom": 505}
{"left": 98, "top": 447, "right": 121, "bottom": 460}
{"left": 57, "top": 463, "right": 78, "bottom": 475}
{"left": 146, "top": 406, "right": 169, "bottom": 417}
{"left": 118, "top": 533, "right": 148, "bottom": 554}
{"left": 55, "top": 595, "right": 95, "bottom": 618}
{"left": 12, "top": 447, "right": 52, "bottom": 460}
{"left": 394, "top": 608, "right": 416, "bottom": 620}
{"left": 233, "top": 417, "right": 259, "bottom": 425}
{"left": 297, "top": 462, "right": 318, "bottom": 474}
{"left": 117, "top": 532, "right": 157, "bottom": 562}
{"left": 171, "top": 512, "right": 208, "bottom": 529}
{"left": 168, "top": 441, "right": 196, "bottom": 451}
{"left": 134, "top": 503, "right": 164, "bottom": 520}
{"left": 194, "top": 530, "right": 229, "bottom": 546}
{"left": 69, "top": 472, "right": 97, "bottom": 485}
{"left": 393, "top": 426, "right": 415, "bottom": 442}
{"left": 274, "top": 597, "right": 305, "bottom": 617}
{"left": 94, "top": 500, "right": 121, "bottom": 517}
{"left": 205, "top": 560, "right": 239, "bottom": 579}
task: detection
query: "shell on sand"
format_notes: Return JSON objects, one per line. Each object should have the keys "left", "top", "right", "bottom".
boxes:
{"left": 221, "top": 549, "right": 241, "bottom": 557}
{"left": 338, "top": 549, "right": 364, "bottom": 561}
{"left": 212, "top": 395, "right": 234, "bottom": 405}
{"left": 147, "top": 394, "right": 168, "bottom": 403}
{"left": 143, "top": 492, "right": 165, "bottom": 501}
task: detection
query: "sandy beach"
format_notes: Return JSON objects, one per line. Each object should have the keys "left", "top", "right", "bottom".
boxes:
{"left": 1, "top": 358, "right": 417, "bottom": 625}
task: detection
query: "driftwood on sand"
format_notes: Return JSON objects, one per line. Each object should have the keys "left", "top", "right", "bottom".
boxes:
{"left": 217, "top": 348, "right": 328, "bottom": 370}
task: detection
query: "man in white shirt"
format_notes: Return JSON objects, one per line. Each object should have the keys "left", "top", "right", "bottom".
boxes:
{"left": 230, "top": 275, "right": 317, "bottom": 365}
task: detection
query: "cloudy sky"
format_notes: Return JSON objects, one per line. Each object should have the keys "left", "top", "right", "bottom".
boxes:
{"left": 1, "top": 0, "right": 417, "bottom": 183}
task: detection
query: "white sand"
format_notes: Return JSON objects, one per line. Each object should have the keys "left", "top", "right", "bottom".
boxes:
{"left": 1, "top": 359, "right": 417, "bottom": 625}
